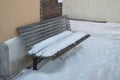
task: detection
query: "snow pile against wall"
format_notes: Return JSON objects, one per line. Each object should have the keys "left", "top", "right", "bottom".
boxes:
{"left": 63, "top": 0, "right": 120, "bottom": 23}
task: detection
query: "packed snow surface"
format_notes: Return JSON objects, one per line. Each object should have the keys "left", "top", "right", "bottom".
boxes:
{"left": 14, "top": 20, "right": 120, "bottom": 80}
{"left": 36, "top": 32, "right": 87, "bottom": 57}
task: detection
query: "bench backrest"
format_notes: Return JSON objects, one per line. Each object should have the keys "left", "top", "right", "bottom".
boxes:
{"left": 17, "top": 15, "right": 71, "bottom": 51}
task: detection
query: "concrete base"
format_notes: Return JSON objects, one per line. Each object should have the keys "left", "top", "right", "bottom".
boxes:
{"left": 0, "top": 43, "right": 9, "bottom": 80}
{"left": 0, "top": 37, "right": 33, "bottom": 79}
{"left": 0, "top": 77, "right": 7, "bottom": 80}
{"left": 4, "top": 37, "right": 32, "bottom": 77}
{"left": 0, "top": 36, "right": 51, "bottom": 79}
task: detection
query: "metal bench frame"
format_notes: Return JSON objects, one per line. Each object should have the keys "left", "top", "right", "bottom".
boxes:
{"left": 17, "top": 15, "right": 90, "bottom": 70}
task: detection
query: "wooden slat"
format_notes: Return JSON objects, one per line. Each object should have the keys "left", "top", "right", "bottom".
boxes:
{"left": 19, "top": 20, "right": 61, "bottom": 33}
{"left": 21, "top": 22, "right": 63, "bottom": 36}
{"left": 17, "top": 15, "right": 68, "bottom": 32}
{"left": 25, "top": 27, "right": 67, "bottom": 46}
{"left": 26, "top": 28, "right": 66, "bottom": 45}
{"left": 22, "top": 23, "right": 66, "bottom": 38}
{"left": 17, "top": 15, "right": 71, "bottom": 50}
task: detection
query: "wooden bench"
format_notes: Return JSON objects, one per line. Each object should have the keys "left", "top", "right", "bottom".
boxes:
{"left": 17, "top": 15, "right": 90, "bottom": 70}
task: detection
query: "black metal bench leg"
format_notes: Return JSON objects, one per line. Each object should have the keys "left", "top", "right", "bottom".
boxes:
{"left": 33, "top": 57, "right": 38, "bottom": 70}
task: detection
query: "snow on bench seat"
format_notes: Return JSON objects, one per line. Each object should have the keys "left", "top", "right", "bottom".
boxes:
{"left": 28, "top": 31, "right": 72, "bottom": 55}
{"left": 36, "top": 32, "right": 87, "bottom": 57}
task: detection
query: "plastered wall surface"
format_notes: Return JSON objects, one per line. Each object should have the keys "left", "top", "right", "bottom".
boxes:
{"left": 0, "top": 0, "right": 40, "bottom": 77}
{"left": 0, "top": 0, "right": 40, "bottom": 42}
{"left": 63, "top": 0, "right": 120, "bottom": 23}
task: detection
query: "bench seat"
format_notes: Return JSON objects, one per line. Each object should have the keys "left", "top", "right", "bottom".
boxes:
{"left": 36, "top": 32, "right": 88, "bottom": 57}
{"left": 17, "top": 15, "right": 90, "bottom": 70}
{"left": 28, "top": 31, "right": 72, "bottom": 55}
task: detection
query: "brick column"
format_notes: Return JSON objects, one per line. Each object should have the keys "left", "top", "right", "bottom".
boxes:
{"left": 40, "top": 0, "right": 62, "bottom": 20}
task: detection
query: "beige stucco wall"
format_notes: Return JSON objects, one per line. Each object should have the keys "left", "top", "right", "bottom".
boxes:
{"left": 0, "top": 0, "right": 40, "bottom": 42}
{"left": 63, "top": 0, "right": 120, "bottom": 23}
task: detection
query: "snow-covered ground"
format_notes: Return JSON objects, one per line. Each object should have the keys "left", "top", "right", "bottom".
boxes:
{"left": 13, "top": 20, "right": 120, "bottom": 80}
{"left": 71, "top": 20, "right": 120, "bottom": 40}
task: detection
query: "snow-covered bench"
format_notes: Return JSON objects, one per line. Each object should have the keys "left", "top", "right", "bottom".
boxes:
{"left": 17, "top": 15, "right": 90, "bottom": 70}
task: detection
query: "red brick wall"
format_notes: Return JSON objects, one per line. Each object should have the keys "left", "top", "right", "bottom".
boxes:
{"left": 40, "top": 0, "right": 62, "bottom": 20}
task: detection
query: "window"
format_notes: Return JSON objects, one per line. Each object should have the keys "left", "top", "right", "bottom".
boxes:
{"left": 58, "top": 0, "right": 63, "bottom": 3}
{"left": 43, "top": 0, "right": 50, "bottom": 3}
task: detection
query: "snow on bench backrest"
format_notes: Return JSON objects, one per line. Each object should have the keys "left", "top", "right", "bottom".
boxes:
{"left": 17, "top": 15, "right": 71, "bottom": 51}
